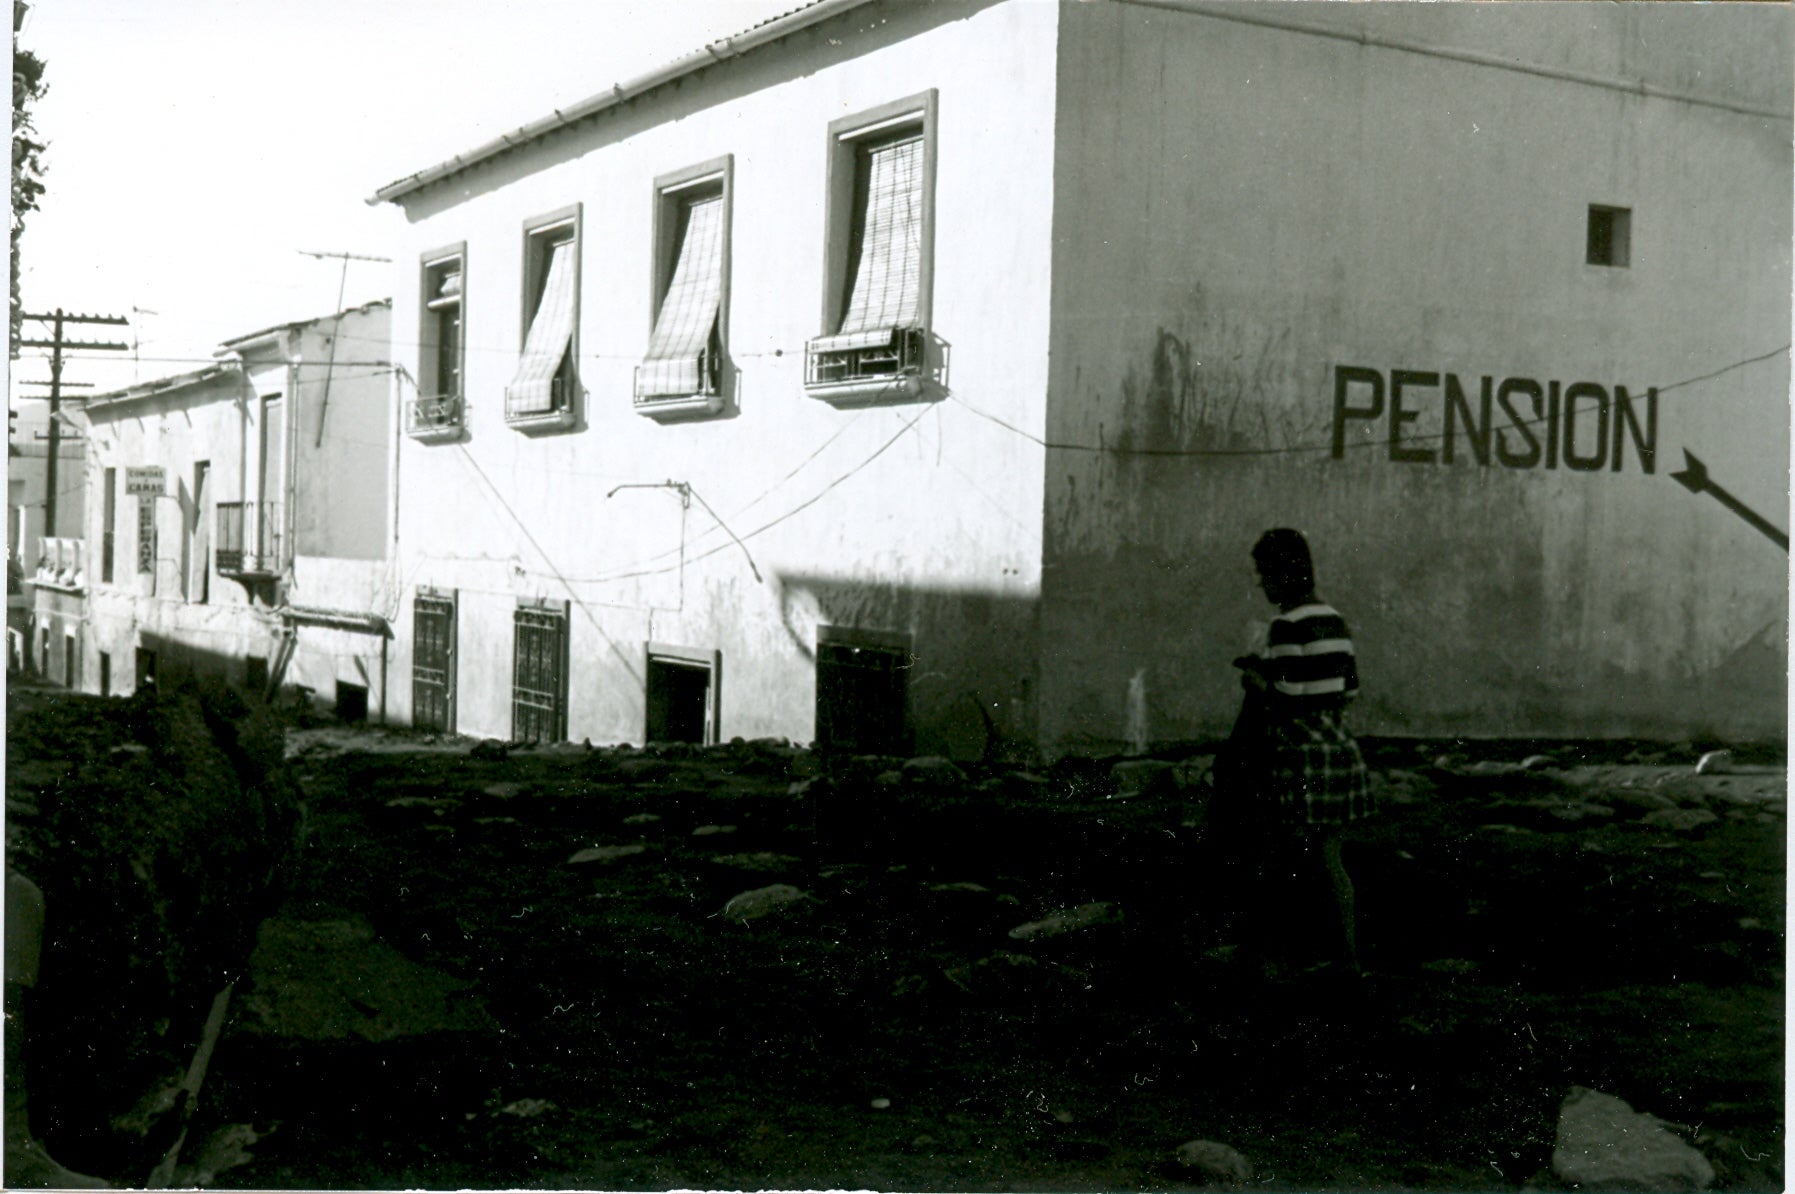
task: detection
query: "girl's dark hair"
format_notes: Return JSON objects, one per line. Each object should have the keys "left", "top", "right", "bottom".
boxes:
{"left": 1252, "top": 528, "right": 1314, "bottom": 595}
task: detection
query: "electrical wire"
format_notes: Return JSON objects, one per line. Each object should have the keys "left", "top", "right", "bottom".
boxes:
{"left": 947, "top": 342, "right": 1791, "bottom": 460}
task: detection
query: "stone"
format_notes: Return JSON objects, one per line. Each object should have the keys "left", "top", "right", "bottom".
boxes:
{"left": 721, "top": 884, "right": 811, "bottom": 923}
{"left": 385, "top": 796, "right": 454, "bottom": 811}
{"left": 928, "top": 881, "right": 990, "bottom": 894}
{"left": 710, "top": 852, "right": 801, "bottom": 873}
{"left": 1603, "top": 789, "right": 1680, "bottom": 814}
{"left": 1695, "top": 750, "right": 1733, "bottom": 776}
{"left": 875, "top": 770, "right": 905, "bottom": 787}
{"left": 1544, "top": 801, "right": 1615, "bottom": 825}
{"left": 482, "top": 782, "right": 525, "bottom": 799}
{"left": 692, "top": 823, "right": 737, "bottom": 837}
{"left": 498, "top": 1098, "right": 557, "bottom": 1118}
{"left": 468, "top": 739, "right": 509, "bottom": 761}
{"left": 617, "top": 758, "right": 676, "bottom": 782}
{"left": 1551, "top": 1086, "right": 1715, "bottom": 1192}
{"left": 1176, "top": 1139, "right": 1254, "bottom": 1185}
{"left": 1520, "top": 754, "right": 1557, "bottom": 770}
{"left": 943, "top": 950, "right": 1086, "bottom": 998}
{"left": 622, "top": 813, "right": 661, "bottom": 825}
{"left": 1008, "top": 902, "right": 1123, "bottom": 941}
{"left": 1641, "top": 808, "right": 1720, "bottom": 833}
{"left": 870, "top": 1097, "right": 892, "bottom": 1110}
{"left": 567, "top": 844, "right": 648, "bottom": 865}
{"left": 1109, "top": 759, "right": 1179, "bottom": 799}
{"left": 901, "top": 756, "right": 968, "bottom": 786}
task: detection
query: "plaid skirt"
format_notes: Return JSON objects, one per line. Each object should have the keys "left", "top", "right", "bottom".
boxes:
{"left": 1217, "top": 696, "right": 1374, "bottom": 830}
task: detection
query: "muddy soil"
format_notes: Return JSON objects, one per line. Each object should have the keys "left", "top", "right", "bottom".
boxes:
{"left": 15, "top": 699, "right": 1785, "bottom": 1191}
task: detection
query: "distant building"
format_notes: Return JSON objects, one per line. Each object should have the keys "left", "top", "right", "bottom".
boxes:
{"left": 46, "top": 301, "right": 394, "bottom": 710}
{"left": 8, "top": 434, "right": 87, "bottom": 675}
{"left": 371, "top": 0, "right": 1790, "bottom": 755}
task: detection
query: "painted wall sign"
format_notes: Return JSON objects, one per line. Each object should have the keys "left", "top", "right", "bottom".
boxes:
{"left": 1670, "top": 450, "right": 1788, "bottom": 551}
{"left": 1331, "top": 366, "right": 1657, "bottom": 474}
{"left": 125, "top": 466, "right": 166, "bottom": 495}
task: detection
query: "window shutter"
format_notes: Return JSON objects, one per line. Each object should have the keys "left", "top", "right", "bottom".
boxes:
{"left": 832, "top": 134, "right": 923, "bottom": 344}
{"left": 637, "top": 195, "right": 725, "bottom": 398}
{"left": 506, "top": 239, "right": 577, "bottom": 415}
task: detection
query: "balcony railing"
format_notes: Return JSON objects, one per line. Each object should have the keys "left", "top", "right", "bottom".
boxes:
{"left": 406, "top": 393, "right": 465, "bottom": 442}
{"left": 32, "top": 537, "right": 84, "bottom": 592}
{"left": 803, "top": 326, "right": 929, "bottom": 407}
{"left": 216, "top": 500, "right": 282, "bottom": 577}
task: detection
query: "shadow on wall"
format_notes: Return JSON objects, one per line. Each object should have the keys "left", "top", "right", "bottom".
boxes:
{"left": 773, "top": 571, "right": 1040, "bottom": 764}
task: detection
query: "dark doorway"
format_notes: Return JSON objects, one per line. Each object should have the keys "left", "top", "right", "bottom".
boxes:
{"left": 135, "top": 647, "right": 157, "bottom": 692}
{"left": 63, "top": 635, "right": 77, "bottom": 690}
{"left": 99, "top": 651, "right": 111, "bottom": 697}
{"left": 336, "top": 681, "right": 369, "bottom": 723}
{"left": 645, "top": 655, "right": 714, "bottom": 745}
{"left": 245, "top": 655, "right": 268, "bottom": 697}
{"left": 815, "top": 636, "right": 908, "bottom": 754}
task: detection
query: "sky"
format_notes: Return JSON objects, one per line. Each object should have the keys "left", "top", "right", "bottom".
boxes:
{"left": 9, "top": 0, "right": 799, "bottom": 409}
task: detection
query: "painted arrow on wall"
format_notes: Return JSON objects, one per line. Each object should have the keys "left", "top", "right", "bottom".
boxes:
{"left": 1669, "top": 450, "right": 1789, "bottom": 552}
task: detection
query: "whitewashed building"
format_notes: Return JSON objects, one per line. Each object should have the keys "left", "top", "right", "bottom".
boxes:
{"left": 60, "top": 302, "right": 396, "bottom": 712}
{"left": 372, "top": 0, "right": 1790, "bottom": 756}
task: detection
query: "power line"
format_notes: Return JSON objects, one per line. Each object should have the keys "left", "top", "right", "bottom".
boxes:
{"left": 948, "top": 342, "right": 1791, "bottom": 461}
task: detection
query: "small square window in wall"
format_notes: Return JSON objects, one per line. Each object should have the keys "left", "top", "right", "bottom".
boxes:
{"left": 636, "top": 157, "right": 733, "bottom": 421}
{"left": 411, "top": 244, "right": 466, "bottom": 442}
{"left": 1587, "top": 205, "right": 1631, "bottom": 268}
{"left": 506, "top": 206, "right": 581, "bottom": 432}
{"left": 805, "top": 90, "right": 940, "bottom": 408}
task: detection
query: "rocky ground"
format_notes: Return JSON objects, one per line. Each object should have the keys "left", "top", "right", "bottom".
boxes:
{"left": 9, "top": 683, "right": 1786, "bottom": 1191}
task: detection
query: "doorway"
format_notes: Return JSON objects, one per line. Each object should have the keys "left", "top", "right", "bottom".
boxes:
{"left": 645, "top": 647, "right": 717, "bottom": 745}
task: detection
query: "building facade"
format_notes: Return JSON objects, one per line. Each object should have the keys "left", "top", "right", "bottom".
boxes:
{"left": 374, "top": 0, "right": 1790, "bottom": 756}
{"left": 65, "top": 301, "right": 395, "bottom": 710}
{"left": 10, "top": 433, "right": 87, "bottom": 678}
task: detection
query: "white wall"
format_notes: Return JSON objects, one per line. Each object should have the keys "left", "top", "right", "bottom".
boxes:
{"left": 1040, "top": 0, "right": 1791, "bottom": 751}
{"left": 388, "top": 0, "right": 1057, "bottom": 751}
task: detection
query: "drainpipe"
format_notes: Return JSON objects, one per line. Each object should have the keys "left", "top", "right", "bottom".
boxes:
{"left": 286, "top": 346, "right": 300, "bottom": 590}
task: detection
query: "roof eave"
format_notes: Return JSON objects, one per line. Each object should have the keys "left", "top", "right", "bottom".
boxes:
{"left": 368, "top": 0, "right": 876, "bottom": 207}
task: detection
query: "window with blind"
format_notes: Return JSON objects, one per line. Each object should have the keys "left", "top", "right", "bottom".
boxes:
{"left": 411, "top": 245, "right": 466, "bottom": 440}
{"left": 805, "top": 91, "right": 937, "bottom": 406}
{"left": 506, "top": 207, "right": 581, "bottom": 430}
{"left": 636, "top": 158, "right": 732, "bottom": 418}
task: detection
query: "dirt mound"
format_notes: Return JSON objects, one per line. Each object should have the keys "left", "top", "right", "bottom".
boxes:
{"left": 7, "top": 684, "right": 303, "bottom": 1180}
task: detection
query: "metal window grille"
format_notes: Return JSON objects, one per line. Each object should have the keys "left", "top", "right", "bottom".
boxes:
{"left": 512, "top": 606, "right": 567, "bottom": 743}
{"left": 407, "top": 394, "right": 465, "bottom": 434}
{"left": 412, "top": 594, "right": 456, "bottom": 733}
{"left": 815, "top": 640, "right": 908, "bottom": 754}
{"left": 506, "top": 239, "right": 577, "bottom": 417}
{"left": 637, "top": 194, "right": 725, "bottom": 399}
{"left": 213, "top": 501, "right": 281, "bottom": 574}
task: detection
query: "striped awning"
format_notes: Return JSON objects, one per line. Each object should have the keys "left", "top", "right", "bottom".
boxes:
{"left": 811, "top": 133, "right": 922, "bottom": 354}
{"left": 506, "top": 239, "right": 577, "bottom": 415}
{"left": 636, "top": 195, "right": 725, "bottom": 398}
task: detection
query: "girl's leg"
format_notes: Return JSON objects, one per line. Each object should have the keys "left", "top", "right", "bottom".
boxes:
{"left": 1316, "top": 830, "right": 1360, "bottom": 975}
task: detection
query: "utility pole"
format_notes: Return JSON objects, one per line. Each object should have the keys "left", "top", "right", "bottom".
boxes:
{"left": 18, "top": 309, "right": 129, "bottom": 535}
{"left": 298, "top": 250, "right": 391, "bottom": 448}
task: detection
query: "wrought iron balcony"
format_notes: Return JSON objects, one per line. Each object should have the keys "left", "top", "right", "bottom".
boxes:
{"left": 406, "top": 393, "right": 466, "bottom": 442}
{"left": 803, "top": 325, "right": 928, "bottom": 407}
{"left": 32, "top": 537, "right": 84, "bottom": 592}
{"left": 215, "top": 500, "right": 282, "bottom": 577}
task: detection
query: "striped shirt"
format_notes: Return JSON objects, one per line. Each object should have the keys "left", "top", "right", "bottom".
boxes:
{"left": 1260, "top": 601, "right": 1358, "bottom": 710}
